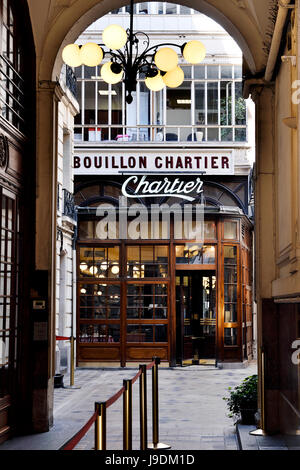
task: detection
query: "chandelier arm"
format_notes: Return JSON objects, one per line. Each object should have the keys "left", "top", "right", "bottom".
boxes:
{"left": 109, "top": 50, "right": 127, "bottom": 68}
{"left": 144, "top": 42, "right": 184, "bottom": 55}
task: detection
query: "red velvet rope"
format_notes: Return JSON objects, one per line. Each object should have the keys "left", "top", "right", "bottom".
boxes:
{"left": 61, "top": 411, "right": 98, "bottom": 450}
{"left": 131, "top": 368, "right": 142, "bottom": 385}
{"left": 105, "top": 386, "right": 125, "bottom": 408}
{"left": 146, "top": 360, "right": 155, "bottom": 370}
{"left": 61, "top": 359, "right": 158, "bottom": 450}
{"left": 56, "top": 336, "right": 71, "bottom": 341}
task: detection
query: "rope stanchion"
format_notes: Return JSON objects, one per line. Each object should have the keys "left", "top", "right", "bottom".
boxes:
{"left": 139, "top": 364, "right": 147, "bottom": 450}
{"left": 61, "top": 410, "right": 98, "bottom": 450}
{"left": 60, "top": 357, "right": 164, "bottom": 451}
{"left": 56, "top": 335, "right": 80, "bottom": 390}
{"left": 123, "top": 379, "right": 133, "bottom": 450}
{"left": 95, "top": 402, "right": 106, "bottom": 450}
{"left": 148, "top": 357, "right": 171, "bottom": 450}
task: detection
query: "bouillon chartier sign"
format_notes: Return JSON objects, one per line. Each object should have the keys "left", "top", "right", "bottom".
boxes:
{"left": 73, "top": 150, "right": 234, "bottom": 175}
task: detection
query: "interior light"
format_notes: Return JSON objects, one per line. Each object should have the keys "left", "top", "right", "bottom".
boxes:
{"left": 80, "top": 262, "right": 88, "bottom": 272}
{"left": 103, "top": 24, "right": 128, "bottom": 50}
{"left": 89, "top": 266, "right": 98, "bottom": 275}
{"left": 155, "top": 47, "right": 178, "bottom": 72}
{"left": 99, "top": 90, "right": 117, "bottom": 95}
{"left": 80, "top": 43, "right": 103, "bottom": 66}
{"left": 111, "top": 265, "right": 120, "bottom": 275}
{"left": 183, "top": 40, "right": 206, "bottom": 64}
{"left": 177, "top": 99, "right": 191, "bottom": 104}
{"left": 80, "top": 288, "right": 87, "bottom": 294}
{"left": 62, "top": 44, "right": 82, "bottom": 67}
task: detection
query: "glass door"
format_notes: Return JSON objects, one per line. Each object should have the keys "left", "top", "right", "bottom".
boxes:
{"left": 176, "top": 272, "right": 216, "bottom": 364}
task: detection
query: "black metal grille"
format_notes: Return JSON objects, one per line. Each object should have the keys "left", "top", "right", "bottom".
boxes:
{"left": 63, "top": 189, "right": 77, "bottom": 220}
{"left": 66, "top": 65, "right": 77, "bottom": 98}
{"left": 0, "top": 54, "right": 25, "bottom": 133}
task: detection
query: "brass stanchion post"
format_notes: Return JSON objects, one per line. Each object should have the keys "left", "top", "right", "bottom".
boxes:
{"left": 139, "top": 364, "right": 147, "bottom": 450}
{"left": 250, "top": 348, "right": 267, "bottom": 436}
{"left": 64, "top": 337, "right": 81, "bottom": 390}
{"left": 70, "top": 336, "right": 75, "bottom": 386}
{"left": 123, "top": 379, "right": 132, "bottom": 450}
{"left": 95, "top": 402, "right": 106, "bottom": 450}
{"left": 148, "top": 357, "right": 171, "bottom": 450}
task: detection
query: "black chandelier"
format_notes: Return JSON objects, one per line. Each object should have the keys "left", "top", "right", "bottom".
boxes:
{"left": 62, "top": 0, "right": 206, "bottom": 104}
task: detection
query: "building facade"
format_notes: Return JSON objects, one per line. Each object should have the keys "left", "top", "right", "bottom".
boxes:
{"left": 73, "top": 4, "right": 255, "bottom": 367}
{"left": 0, "top": 0, "right": 299, "bottom": 445}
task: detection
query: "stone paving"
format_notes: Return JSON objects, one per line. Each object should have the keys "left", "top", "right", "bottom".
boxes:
{"left": 0, "top": 363, "right": 257, "bottom": 451}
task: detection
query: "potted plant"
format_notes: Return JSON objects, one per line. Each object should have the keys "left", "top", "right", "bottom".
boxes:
{"left": 223, "top": 374, "right": 258, "bottom": 424}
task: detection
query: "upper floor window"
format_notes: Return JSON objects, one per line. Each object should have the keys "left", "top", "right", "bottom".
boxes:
{"left": 74, "top": 63, "right": 246, "bottom": 143}
{"left": 0, "top": 0, "right": 27, "bottom": 133}
{"left": 110, "top": 2, "right": 199, "bottom": 15}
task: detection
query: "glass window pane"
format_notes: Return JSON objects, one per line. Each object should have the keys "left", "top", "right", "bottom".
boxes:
{"left": 127, "top": 325, "right": 154, "bottom": 342}
{"left": 166, "top": 3, "right": 177, "bottom": 14}
{"left": 84, "top": 81, "right": 96, "bottom": 126}
{"left": 224, "top": 327, "right": 237, "bottom": 346}
{"left": 224, "top": 285, "right": 237, "bottom": 303}
{"left": 234, "top": 65, "right": 242, "bottom": 78}
{"left": 207, "top": 128, "right": 219, "bottom": 141}
{"left": 207, "top": 66, "right": 219, "bottom": 79}
{"left": 207, "top": 83, "right": 218, "bottom": 125}
{"left": 97, "top": 81, "right": 108, "bottom": 124}
{"left": 79, "top": 221, "right": 94, "bottom": 239}
{"left": 111, "top": 82, "right": 122, "bottom": 125}
{"left": 141, "top": 246, "right": 153, "bottom": 261}
{"left": 167, "top": 81, "right": 191, "bottom": 125}
{"left": 155, "top": 325, "right": 167, "bottom": 342}
{"left": 224, "top": 221, "right": 238, "bottom": 239}
{"left": 224, "top": 246, "right": 237, "bottom": 265}
{"left": 79, "top": 247, "right": 93, "bottom": 277}
{"left": 224, "top": 304, "right": 237, "bottom": 323}
{"left": 195, "top": 83, "right": 205, "bottom": 133}
{"left": 202, "top": 246, "right": 216, "bottom": 264}
{"left": 235, "top": 128, "right": 247, "bottom": 142}
{"left": 204, "top": 221, "right": 216, "bottom": 239}
{"left": 221, "top": 66, "right": 233, "bottom": 79}
{"left": 235, "top": 82, "right": 246, "bottom": 125}
{"left": 194, "top": 66, "right": 205, "bottom": 79}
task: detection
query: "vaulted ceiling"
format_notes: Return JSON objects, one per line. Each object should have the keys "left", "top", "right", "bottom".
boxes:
{"left": 26, "top": 0, "right": 274, "bottom": 80}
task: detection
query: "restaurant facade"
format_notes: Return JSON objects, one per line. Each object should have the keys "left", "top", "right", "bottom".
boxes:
{"left": 73, "top": 5, "right": 255, "bottom": 367}
{"left": 74, "top": 148, "right": 254, "bottom": 367}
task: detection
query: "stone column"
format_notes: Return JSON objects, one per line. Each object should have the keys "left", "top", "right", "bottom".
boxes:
{"left": 252, "top": 84, "right": 279, "bottom": 433}
{"left": 32, "top": 80, "right": 63, "bottom": 432}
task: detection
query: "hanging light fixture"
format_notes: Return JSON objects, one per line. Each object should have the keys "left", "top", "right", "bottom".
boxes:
{"left": 62, "top": 0, "right": 206, "bottom": 104}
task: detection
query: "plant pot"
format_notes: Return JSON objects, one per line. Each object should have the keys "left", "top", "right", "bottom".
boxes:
{"left": 196, "top": 131, "right": 203, "bottom": 142}
{"left": 240, "top": 408, "right": 256, "bottom": 425}
{"left": 54, "top": 373, "right": 64, "bottom": 389}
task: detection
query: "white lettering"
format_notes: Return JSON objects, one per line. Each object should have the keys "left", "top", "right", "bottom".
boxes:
{"left": 121, "top": 176, "right": 203, "bottom": 202}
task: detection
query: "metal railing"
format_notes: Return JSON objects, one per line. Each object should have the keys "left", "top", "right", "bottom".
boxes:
{"left": 74, "top": 124, "right": 247, "bottom": 144}
{"left": 60, "top": 357, "right": 170, "bottom": 450}
{"left": 66, "top": 65, "right": 77, "bottom": 97}
{"left": 0, "top": 54, "right": 25, "bottom": 133}
{"left": 63, "top": 189, "right": 77, "bottom": 221}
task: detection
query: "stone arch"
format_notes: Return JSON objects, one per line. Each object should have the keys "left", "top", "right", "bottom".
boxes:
{"left": 28, "top": 0, "right": 264, "bottom": 82}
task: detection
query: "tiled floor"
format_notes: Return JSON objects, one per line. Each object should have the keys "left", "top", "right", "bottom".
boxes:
{"left": 0, "top": 363, "right": 258, "bottom": 450}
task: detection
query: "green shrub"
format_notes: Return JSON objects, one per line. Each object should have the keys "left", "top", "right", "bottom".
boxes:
{"left": 223, "top": 375, "right": 258, "bottom": 419}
